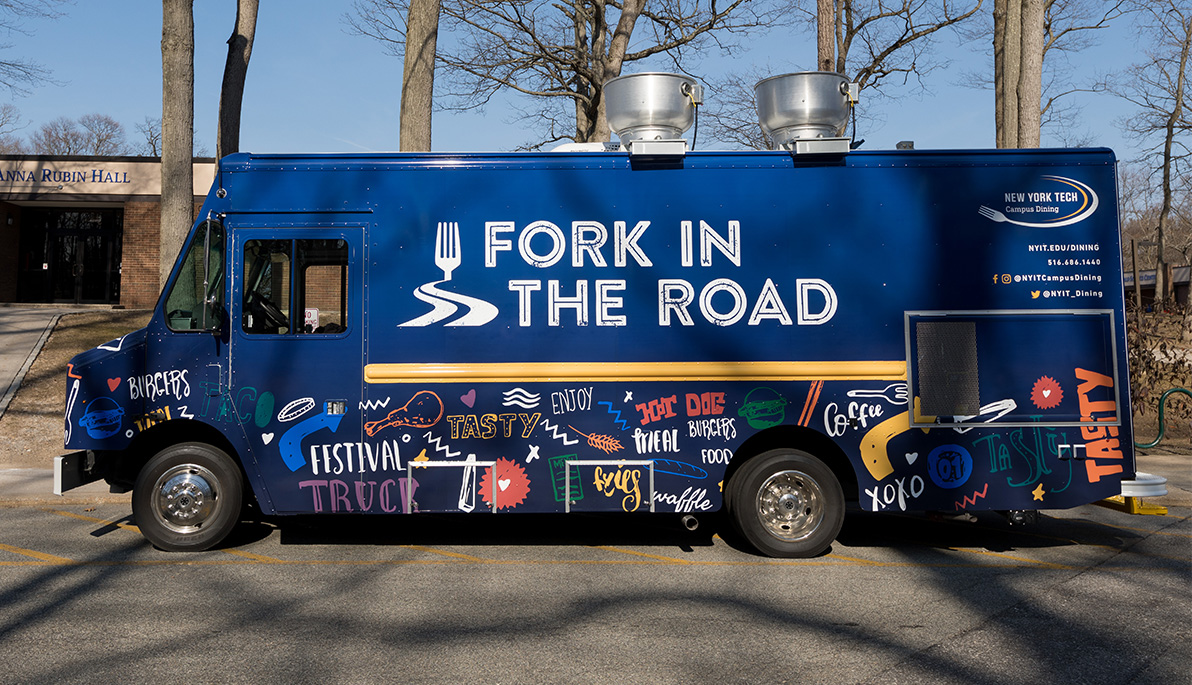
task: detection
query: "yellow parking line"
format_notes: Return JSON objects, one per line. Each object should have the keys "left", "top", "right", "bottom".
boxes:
{"left": 825, "top": 552, "right": 892, "bottom": 566}
{"left": 945, "top": 546, "right": 1075, "bottom": 569}
{"left": 46, "top": 508, "right": 140, "bottom": 533}
{"left": 592, "top": 545, "right": 694, "bottom": 564}
{"left": 400, "top": 544, "right": 488, "bottom": 562}
{"left": 221, "top": 549, "right": 283, "bottom": 563}
{"left": 1075, "top": 517, "right": 1192, "bottom": 538}
{"left": 0, "top": 542, "right": 73, "bottom": 564}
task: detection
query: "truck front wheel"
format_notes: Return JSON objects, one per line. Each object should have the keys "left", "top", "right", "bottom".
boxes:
{"left": 132, "top": 443, "right": 243, "bottom": 552}
{"left": 728, "top": 449, "right": 844, "bottom": 558}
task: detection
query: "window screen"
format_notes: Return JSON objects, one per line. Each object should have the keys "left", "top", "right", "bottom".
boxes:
{"left": 915, "top": 320, "right": 980, "bottom": 416}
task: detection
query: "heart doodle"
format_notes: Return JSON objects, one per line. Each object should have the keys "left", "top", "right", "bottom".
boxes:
{"left": 107, "top": 378, "right": 121, "bottom": 391}
{"left": 906, "top": 452, "right": 919, "bottom": 465}
{"left": 262, "top": 432, "right": 275, "bottom": 445}
{"left": 498, "top": 478, "right": 511, "bottom": 491}
{"left": 1042, "top": 389, "right": 1051, "bottom": 398}
{"left": 461, "top": 388, "right": 477, "bottom": 408}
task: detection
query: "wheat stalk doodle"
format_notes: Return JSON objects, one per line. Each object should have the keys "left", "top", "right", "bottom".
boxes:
{"left": 568, "top": 425, "right": 624, "bottom": 454}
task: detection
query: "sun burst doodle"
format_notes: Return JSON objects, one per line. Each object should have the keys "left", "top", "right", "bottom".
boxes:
{"left": 479, "top": 457, "right": 530, "bottom": 511}
{"left": 1031, "top": 376, "right": 1063, "bottom": 410}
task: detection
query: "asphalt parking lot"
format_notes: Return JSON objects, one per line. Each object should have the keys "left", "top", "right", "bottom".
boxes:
{"left": 2, "top": 307, "right": 1189, "bottom": 682}
{"left": 1, "top": 501, "right": 1188, "bottom": 683}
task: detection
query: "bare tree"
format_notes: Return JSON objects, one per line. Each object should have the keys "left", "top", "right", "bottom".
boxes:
{"left": 351, "top": 0, "right": 792, "bottom": 149}
{"left": 1112, "top": 0, "right": 1191, "bottom": 300}
{"left": 0, "top": 102, "right": 25, "bottom": 152}
{"left": 817, "top": 0, "right": 834, "bottom": 71}
{"left": 161, "top": 0, "right": 195, "bottom": 288}
{"left": 136, "top": 116, "right": 162, "bottom": 156}
{"left": 994, "top": 0, "right": 1020, "bottom": 146}
{"left": 29, "top": 115, "right": 85, "bottom": 154}
{"left": 0, "top": 0, "right": 65, "bottom": 96}
{"left": 699, "top": 66, "right": 774, "bottom": 149}
{"left": 1016, "top": 0, "right": 1044, "bottom": 146}
{"left": 217, "top": 0, "right": 257, "bottom": 159}
{"left": 25, "top": 113, "right": 129, "bottom": 155}
{"left": 830, "top": 0, "right": 985, "bottom": 93}
{"left": 990, "top": 0, "right": 1122, "bottom": 147}
{"left": 399, "top": 0, "right": 440, "bottom": 151}
{"left": 704, "top": 0, "right": 984, "bottom": 149}
{"left": 78, "top": 113, "right": 128, "bottom": 155}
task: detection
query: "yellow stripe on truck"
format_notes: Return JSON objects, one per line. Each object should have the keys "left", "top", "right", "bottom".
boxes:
{"left": 364, "top": 361, "right": 907, "bottom": 384}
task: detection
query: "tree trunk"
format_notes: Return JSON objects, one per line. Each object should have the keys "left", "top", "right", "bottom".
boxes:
{"left": 587, "top": 0, "right": 643, "bottom": 143}
{"left": 817, "top": 0, "right": 835, "bottom": 71}
{"left": 161, "top": 0, "right": 194, "bottom": 288}
{"left": 400, "top": 0, "right": 440, "bottom": 151}
{"left": 1000, "top": 0, "right": 1021, "bottom": 147}
{"left": 217, "top": 0, "right": 257, "bottom": 160}
{"left": 1017, "top": 0, "right": 1044, "bottom": 147}
{"left": 1155, "top": 16, "right": 1190, "bottom": 301}
{"left": 993, "top": 0, "right": 1006, "bottom": 147}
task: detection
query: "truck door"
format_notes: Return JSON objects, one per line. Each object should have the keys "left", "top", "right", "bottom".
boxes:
{"left": 229, "top": 223, "right": 364, "bottom": 513}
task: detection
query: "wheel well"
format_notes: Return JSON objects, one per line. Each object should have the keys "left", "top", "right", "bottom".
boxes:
{"left": 106, "top": 420, "right": 248, "bottom": 496}
{"left": 725, "top": 426, "right": 859, "bottom": 502}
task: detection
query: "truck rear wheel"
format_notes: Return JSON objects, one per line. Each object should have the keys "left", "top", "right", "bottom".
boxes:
{"left": 728, "top": 449, "right": 844, "bottom": 558}
{"left": 132, "top": 442, "right": 243, "bottom": 552}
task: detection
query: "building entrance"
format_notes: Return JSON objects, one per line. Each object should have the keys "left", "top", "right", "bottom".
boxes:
{"left": 17, "top": 208, "right": 123, "bottom": 304}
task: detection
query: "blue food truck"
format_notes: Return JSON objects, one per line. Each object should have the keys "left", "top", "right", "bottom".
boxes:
{"left": 56, "top": 74, "right": 1140, "bottom": 557}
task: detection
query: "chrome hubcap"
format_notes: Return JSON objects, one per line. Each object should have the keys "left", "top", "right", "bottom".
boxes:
{"left": 756, "top": 470, "right": 823, "bottom": 541}
{"left": 152, "top": 464, "right": 219, "bottom": 533}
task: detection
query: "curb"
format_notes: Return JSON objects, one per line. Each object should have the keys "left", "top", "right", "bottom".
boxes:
{"left": 0, "top": 469, "right": 130, "bottom": 506}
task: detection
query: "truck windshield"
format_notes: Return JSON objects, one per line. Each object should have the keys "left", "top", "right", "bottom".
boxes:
{"left": 163, "top": 219, "right": 225, "bottom": 331}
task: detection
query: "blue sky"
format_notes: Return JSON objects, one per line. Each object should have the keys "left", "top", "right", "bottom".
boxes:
{"left": 1, "top": 1, "right": 1144, "bottom": 158}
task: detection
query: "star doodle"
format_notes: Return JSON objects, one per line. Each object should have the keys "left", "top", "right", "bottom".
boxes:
{"left": 1032, "top": 483, "right": 1045, "bottom": 501}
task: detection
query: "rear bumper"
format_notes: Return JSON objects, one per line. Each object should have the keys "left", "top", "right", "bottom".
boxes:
{"left": 53, "top": 451, "right": 105, "bottom": 496}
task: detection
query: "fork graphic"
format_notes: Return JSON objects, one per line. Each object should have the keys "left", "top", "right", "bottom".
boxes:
{"left": 435, "top": 221, "right": 461, "bottom": 280}
{"left": 977, "top": 206, "right": 1009, "bottom": 223}
{"left": 847, "top": 383, "right": 909, "bottom": 405}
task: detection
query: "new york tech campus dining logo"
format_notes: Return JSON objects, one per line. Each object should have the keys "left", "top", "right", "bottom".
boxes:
{"left": 978, "top": 175, "right": 1099, "bottom": 228}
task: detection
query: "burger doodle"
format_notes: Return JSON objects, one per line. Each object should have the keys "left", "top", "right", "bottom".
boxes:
{"left": 78, "top": 397, "right": 125, "bottom": 439}
{"left": 738, "top": 387, "right": 787, "bottom": 429}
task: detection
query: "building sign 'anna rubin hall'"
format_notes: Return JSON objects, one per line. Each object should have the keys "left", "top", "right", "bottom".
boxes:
{"left": 0, "top": 155, "right": 214, "bottom": 308}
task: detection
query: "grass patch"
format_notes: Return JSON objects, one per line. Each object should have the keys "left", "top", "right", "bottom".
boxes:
{"left": 0, "top": 310, "right": 152, "bottom": 468}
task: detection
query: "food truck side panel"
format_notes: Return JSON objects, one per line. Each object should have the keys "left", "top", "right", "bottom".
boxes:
{"left": 211, "top": 149, "right": 1131, "bottom": 517}
{"left": 63, "top": 149, "right": 1132, "bottom": 525}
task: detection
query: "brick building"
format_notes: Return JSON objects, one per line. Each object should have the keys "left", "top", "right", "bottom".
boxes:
{"left": 0, "top": 155, "right": 215, "bottom": 309}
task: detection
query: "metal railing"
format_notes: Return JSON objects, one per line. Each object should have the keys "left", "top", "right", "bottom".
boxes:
{"left": 1134, "top": 387, "right": 1192, "bottom": 448}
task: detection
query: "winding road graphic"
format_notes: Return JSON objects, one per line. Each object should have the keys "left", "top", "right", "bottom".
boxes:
{"left": 400, "top": 280, "right": 499, "bottom": 327}
{"left": 399, "top": 221, "right": 498, "bottom": 327}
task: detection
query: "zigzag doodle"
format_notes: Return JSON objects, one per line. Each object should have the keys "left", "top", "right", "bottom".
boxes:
{"left": 358, "top": 397, "right": 391, "bottom": 411}
{"left": 954, "top": 483, "right": 990, "bottom": 510}
{"left": 598, "top": 401, "right": 629, "bottom": 431}
{"left": 541, "top": 419, "right": 579, "bottom": 446}
{"left": 423, "top": 430, "right": 460, "bottom": 458}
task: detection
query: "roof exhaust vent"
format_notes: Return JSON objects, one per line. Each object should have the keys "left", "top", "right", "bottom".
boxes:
{"left": 605, "top": 72, "right": 701, "bottom": 155}
{"left": 755, "top": 72, "right": 858, "bottom": 153}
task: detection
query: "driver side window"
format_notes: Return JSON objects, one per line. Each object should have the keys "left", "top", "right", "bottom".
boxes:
{"left": 243, "top": 239, "right": 292, "bottom": 334}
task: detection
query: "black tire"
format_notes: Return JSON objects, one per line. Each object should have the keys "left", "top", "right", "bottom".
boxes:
{"left": 728, "top": 449, "right": 844, "bottom": 558}
{"left": 132, "top": 442, "right": 243, "bottom": 552}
